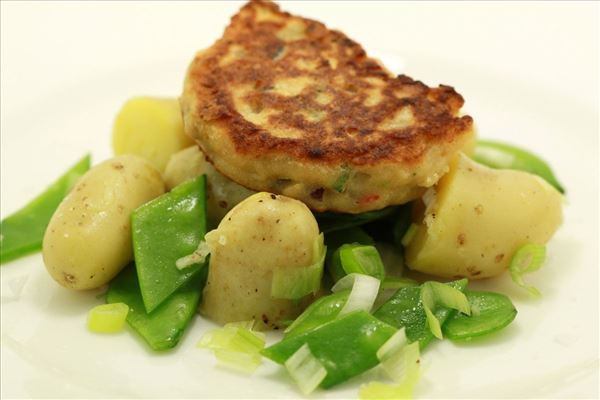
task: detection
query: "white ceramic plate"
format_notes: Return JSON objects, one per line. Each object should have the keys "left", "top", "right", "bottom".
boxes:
{"left": 1, "top": 2, "right": 598, "bottom": 398}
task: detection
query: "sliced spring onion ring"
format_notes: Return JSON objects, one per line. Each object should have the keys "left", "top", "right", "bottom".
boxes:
{"left": 509, "top": 244, "right": 546, "bottom": 297}
{"left": 401, "top": 223, "right": 419, "bottom": 247}
{"left": 420, "top": 281, "right": 471, "bottom": 339}
{"left": 175, "top": 240, "right": 210, "bottom": 270}
{"left": 360, "top": 339, "right": 421, "bottom": 399}
{"left": 271, "top": 233, "right": 326, "bottom": 299}
{"left": 331, "top": 273, "right": 380, "bottom": 315}
{"left": 87, "top": 303, "right": 129, "bottom": 333}
{"left": 284, "top": 343, "right": 327, "bottom": 395}
{"left": 339, "top": 244, "right": 386, "bottom": 280}
{"left": 197, "top": 321, "right": 265, "bottom": 373}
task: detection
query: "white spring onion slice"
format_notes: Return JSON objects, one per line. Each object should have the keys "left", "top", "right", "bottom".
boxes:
{"left": 360, "top": 335, "right": 421, "bottom": 399}
{"left": 284, "top": 343, "right": 327, "bottom": 395}
{"left": 332, "top": 273, "right": 380, "bottom": 316}
{"left": 175, "top": 240, "right": 210, "bottom": 270}
{"left": 271, "top": 233, "right": 326, "bottom": 299}
{"left": 420, "top": 282, "right": 470, "bottom": 339}
{"left": 400, "top": 223, "right": 419, "bottom": 247}
{"left": 509, "top": 243, "right": 546, "bottom": 297}
{"left": 197, "top": 321, "right": 265, "bottom": 373}
{"left": 87, "top": 303, "right": 129, "bottom": 333}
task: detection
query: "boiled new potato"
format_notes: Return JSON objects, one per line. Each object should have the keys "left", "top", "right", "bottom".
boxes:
{"left": 112, "top": 97, "right": 194, "bottom": 172}
{"left": 43, "top": 155, "right": 165, "bottom": 290}
{"left": 405, "top": 153, "right": 562, "bottom": 279}
{"left": 201, "top": 192, "right": 320, "bottom": 330}
{"left": 164, "top": 145, "right": 255, "bottom": 227}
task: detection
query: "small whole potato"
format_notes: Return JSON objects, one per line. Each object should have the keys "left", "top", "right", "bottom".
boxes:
{"left": 164, "top": 146, "right": 255, "bottom": 227}
{"left": 200, "top": 192, "right": 321, "bottom": 330}
{"left": 112, "top": 97, "right": 194, "bottom": 172}
{"left": 43, "top": 155, "right": 165, "bottom": 290}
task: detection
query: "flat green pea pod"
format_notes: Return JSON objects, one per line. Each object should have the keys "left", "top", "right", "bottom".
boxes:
{"left": 315, "top": 206, "right": 398, "bottom": 234}
{"left": 132, "top": 175, "right": 207, "bottom": 312}
{"left": 472, "top": 140, "right": 565, "bottom": 193}
{"left": 284, "top": 290, "right": 350, "bottom": 338}
{"left": 443, "top": 290, "right": 517, "bottom": 341}
{"left": 1, "top": 154, "right": 90, "bottom": 264}
{"left": 262, "top": 311, "right": 397, "bottom": 388}
{"left": 373, "top": 279, "right": 467, "bottom": 349}
{"left": 106, "top": 264, "right": 206, "bottom": 351}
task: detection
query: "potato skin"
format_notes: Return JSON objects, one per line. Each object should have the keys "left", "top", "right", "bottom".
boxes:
{"left": 200, "top": 192, "right": 320, "bottom": 330}
{"left": 405, "top": 153, "right": 562, "bottom": 279}
{"left": 43, "top": 155, "right": 165, "bottom": 290}
{"left": 112, "top": 97, "right": 194, "bottom": 172}
{"left": 164, "top": 146, "right": 254, "bottom": 227}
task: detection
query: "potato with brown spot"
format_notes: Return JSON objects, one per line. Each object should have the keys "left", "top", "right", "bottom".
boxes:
{"left": 43, "top": 155, "right": 164, "bottom": 290}
{"left": 200, "top": 192, "right": 320, "bottom": 330}
{"left": 405, "top": 153, "right": 562, "bottom": 279}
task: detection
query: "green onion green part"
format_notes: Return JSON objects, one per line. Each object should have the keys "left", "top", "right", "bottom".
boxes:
{"left": 284, "top": 290, "right": 350, "bottom": 338}
{"left": 87, "top": 302, "right": 129, "bottom": 334}
{"left": 509, "top": 243, "right": 546, "bottom": 297}
{"left": 332, "top": 168, "right": 351, "bottom": 193}
{"left": 271, "top": 233, "right": 326, "bottom": 299}
{"left": 473, "top": 140, "right": 565, "bottom": 193}
{"left": 0, "top": 154, "right": 90, "bottom": 264}
{"left": 339, "top": 244, "right": 386, "bottom": 281}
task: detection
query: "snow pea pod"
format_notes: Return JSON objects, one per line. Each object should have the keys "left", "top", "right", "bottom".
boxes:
{"left": 473, "top": 140, "right": 565, "bottom": 193}
{"left": 1, "top": 154, "right": 90, "bottom": 264}
{"left": 262, "top": 311, "right": 397, "bottom": 388}
{"left": 443, "top": 290, "right": 517, "bottom": 340}
{"left": 373, "top": 279, "right": 467, "bottom": 349}
{"left": 107, "top": 263, "right": 206, "bottom": 351}
{"left": 284, "top": 290, "right": 350, "bottom": 338}
{"left": 315, "top": 206, "right": 398, "bottom": 234}
{"left": 132, "top": 175, "right": 207, "bottom": 312}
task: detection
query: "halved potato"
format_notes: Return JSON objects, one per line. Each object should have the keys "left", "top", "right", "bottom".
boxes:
{"left": 405, "top": 153, "right": 562, "bottom": 279}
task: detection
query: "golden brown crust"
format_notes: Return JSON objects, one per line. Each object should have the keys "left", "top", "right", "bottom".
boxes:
{"left": 185, "top": 0, "right": 472, "bottom": 167}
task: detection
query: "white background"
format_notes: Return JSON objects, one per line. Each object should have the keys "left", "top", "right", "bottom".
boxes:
{"left": 1, "top": 2, "right": 598, "bottom": 399}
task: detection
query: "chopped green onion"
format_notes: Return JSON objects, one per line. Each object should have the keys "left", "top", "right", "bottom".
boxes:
{"left": 420, "top": 281, "right": 471, "bottom": 339}
{"left": 401, "top": 223, "right": 419, "bottom": 247}
{"left": 271, "top": 233, "right": 326, "bottom": 299}
{"left": 284, "top": 343, "right": 327, "bottom": 395}
{"left": 472, "top": 140, "right": 565, "bottom": 193}
{"left": 198, "top": 321, "right": 265, "bottom": 373}
{"left": 175, "top": 240, "right": 210, "bottom": 270}
{"left": 339, "top": 244, "right": 385, "bottom": 281}
{"left": 509, "top": 244, "right": 546, "bottom": 297}
{"left": 376, "top": 328, "right": 408, "bottom": 362}
{"left": 359, "top": 339, "right": 420, "bottom": 399}
{"left": 87, "top": 303, "right": 129, "bottom": 334}
{"left": 332, "top": 273, "right": 380, "bottom": 315}
{"left": 332, "top": 168, "right": 351, "bottom": 193}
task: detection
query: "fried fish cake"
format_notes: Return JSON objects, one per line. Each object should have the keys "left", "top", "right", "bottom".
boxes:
{"left": 181, "top": 0, "right": 474, "bottom": 213}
